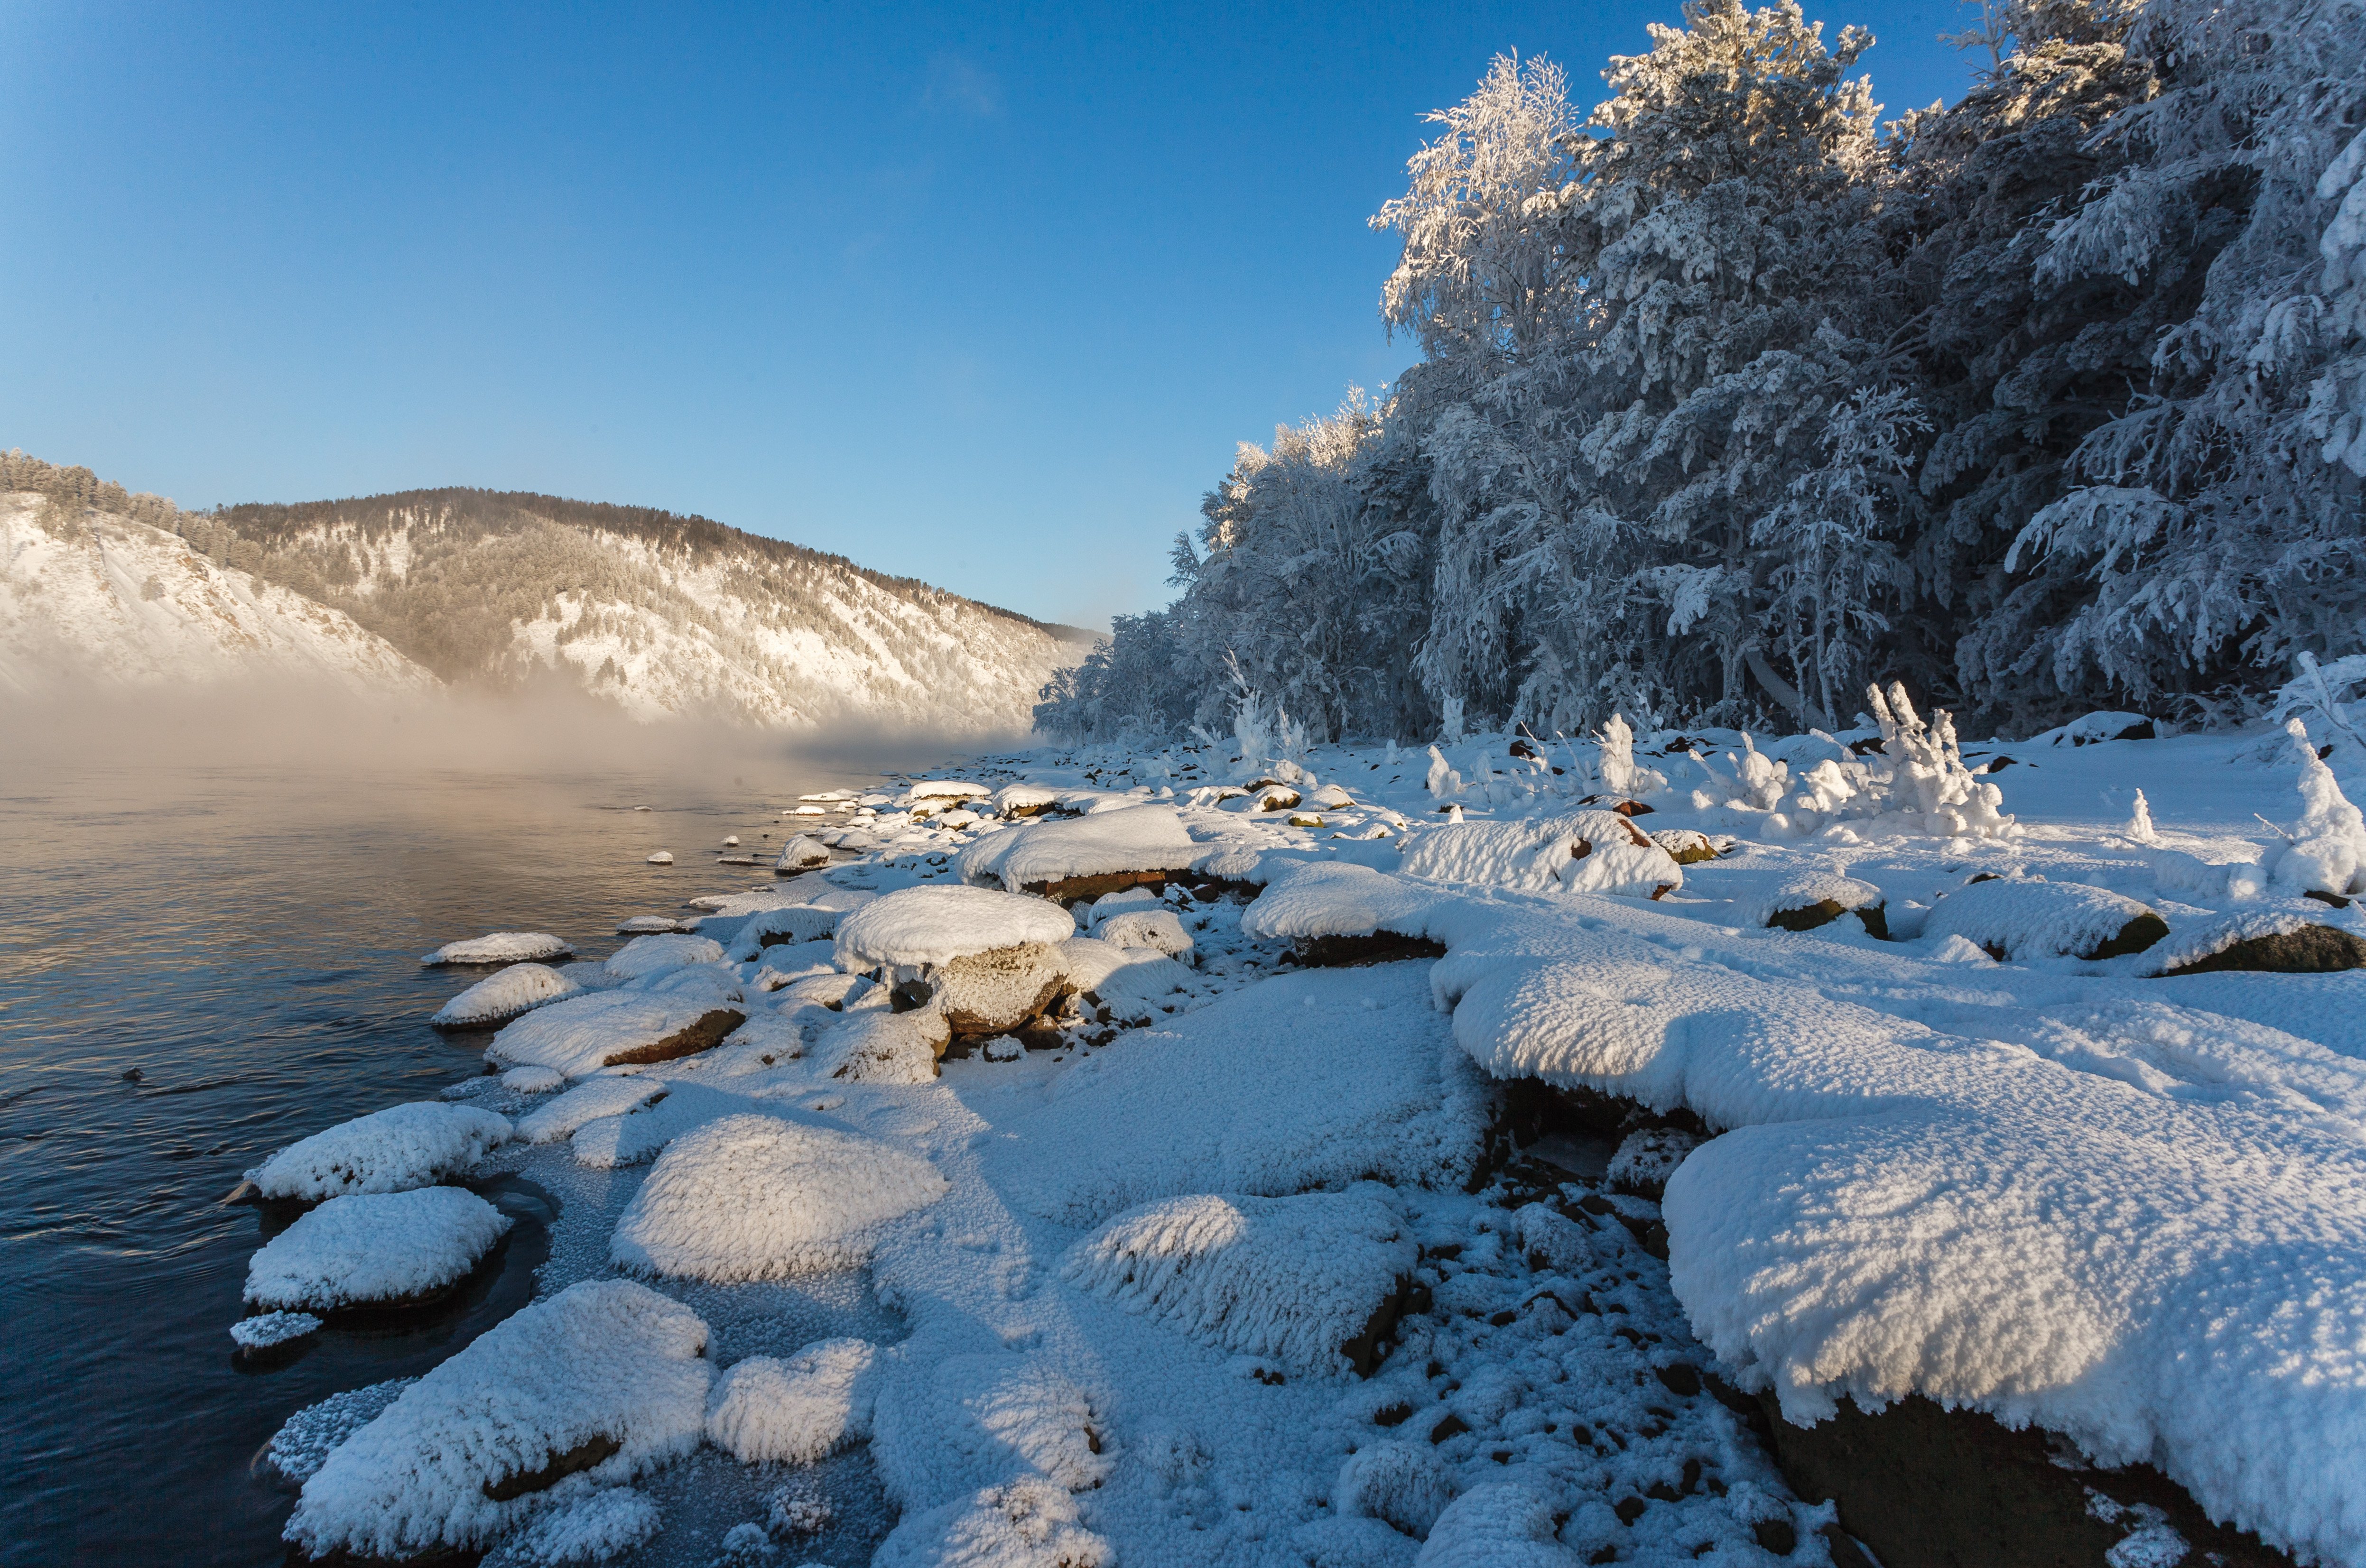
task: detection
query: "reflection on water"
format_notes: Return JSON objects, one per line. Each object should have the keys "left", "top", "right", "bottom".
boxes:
{"left": 0, "top": 757, "right": 905, "bottom": 1566}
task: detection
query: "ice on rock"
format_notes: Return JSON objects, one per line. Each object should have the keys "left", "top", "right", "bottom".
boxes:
{"left": 871, "top": 1353, "right": 1112, "bottom": 1509}
{"left": 1063, "top": 1190, "right": 1417, "bottom": 1375}
{"left": 1090, "top": 908, "right": 1193, "bottom": 960}
{"left": 807, "top": 1007, "right": 952, "bottom": 1084}
{"left": 284, "top": 1280, "right": 711, "bottom": 1559}
{"left": 872, "top": 1477, "right": 1112, "bottom": 1568}
{"left": 609, "top": 1113, "right": 947, "bottom": 1281}
{"left": 517, "top": 1077, "right": 667, "bottom": 1143}
{"left": 724, "top": 903, "right": 843, "bottom": 961}
{"left": 603, "top": 932, "right": 725, "bottom": 981}
{"left": 421, "top": 932, "right": 575, "bottom": 966}
{"left": 488, "top": 990, "right": 746, "bottom": 1077}
{"left": 1401, "top": 811, "right": 1683, "bottom": 899}
{"left": 231, "top": 1310, "right": 322, "bottom": 1352}
{"left": 266, "top": 1377, "right": 419, "bottom": 1483}
{"left": 1334, "top": 1441, "right": 1456, "bottom": 1538}
{"left": 951, "top": 803, "right": 1198, "bottom": 893}
{"left": 245, "top": 1186, "right": 512, "bottom": 1311}
{"left": 1413, "top": 1485, "right": 1579, "bottom": 1568}
{"left": 834, "top": 885, "right": 1074, "bottom": 971}
{"left": 432, "top": 963, "right": 582, "bottom": 1028}
{"left": 495, "top": 1487, "right": 660, "bottom": 1565}
{"left": 704, "top": 1338, "right": 878, "bottom": 1464}
{"left": 996, "top": 962, "right": 1487, "bottom": 1226}
{"left": 255, "top": 1102, "right": 513, "bottom": 1201}
{"left": 1922, "top": 877, "right": 2167, "bottom": 961}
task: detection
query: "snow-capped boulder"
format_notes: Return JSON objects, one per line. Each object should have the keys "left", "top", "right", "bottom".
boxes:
{"left": 1063, "top": 1190, "right": 1418, "bottom": 1375}
{"left": 419, "top": 932, "right": 573, "bottom": 967}
{"left": 1742, "top": 872, "right": 1888, "bottom": 938}
{"left": 283, "top": 1280, "right": 710, "bottom": 1560}
{"left": 516, "top": 1077, "right": 669, "bottom": 1144}
{"left": 1922, "top": 878, "right": 2167, "bottom": 961}
{"left": 2150, "top": 912, "right": 2366, "bottom": 977}
{"left": 835, "top": 885, "right": 1074, "bottom": 970}
{"left": 265, "top": 1378, "right": 418, "bottom": 1484}
{"left": 992, "top": 783, "right": 1063, "bottom": 818}
{"left": 775, "top": 834, "right": 831, "bottom": 872}
{"left": 1415, "top": 1484, "right": 1578, "bottom": 1567}
{"left": 487, "top": 990, "right": 746, "bottom": 1076}
{"left": 230, "top": 1310, "right": 322, "bottom": 1358}
{"left": 429, "top": 962, "right": 581, "bottom": 1029}
{"left": 2029, "top": 710, "right": 2156, "bottom": 747}
{"left": 499, "top": 1064, "right": 565, "bottom": 1092}
{"left": 254, "top": 1103, "right": 513, "bottom": 1201}
{"left": 808, "top": 1005, "right": 955, "bottom": 1083}
{"left": 570, "top": 1082, "right": 744, "bottom": 1170}
{"left": 1401, "top": 811, "right": 1683, "bottom": 899}
{"left": 952, "top": 803, "right": 1200, "bottom": 897}
{"left": 704, "top": 1338, "right": 879, "bottom": 1464}
{"left": 645, "top": 850, "right": 674, "bottom": 864}
{"left": 244, "top": 1186, "right": 512, "bottom": 1311}
{"left": 1094, "top": 908, "right": 1194, "bottom": 962}
{"left": 905, "top": 780, "right": 992, "bottom": 803}
{"left": 724, "top": 902, "right": 843, "bottom": 961}
{"left": 1650, "top": 828, "right": 1724, "bottom": 865}
{"left": 603, "top": 932, "right": 724, "bottom": 981}
{"left": 609, "top": 1114, "right": 947, "bottom": 1282}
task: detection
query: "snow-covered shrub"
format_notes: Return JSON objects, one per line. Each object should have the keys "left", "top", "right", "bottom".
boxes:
{"left": 1594, "top": 715, "right": 1666, "bottom": 802}
{"left": 2266, "top": 719, "right": 2366, "bottom": 898}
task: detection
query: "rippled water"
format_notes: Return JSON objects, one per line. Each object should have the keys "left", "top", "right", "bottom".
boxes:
{"left": 0, "top": 756, "right": 914, "bottom": 1566}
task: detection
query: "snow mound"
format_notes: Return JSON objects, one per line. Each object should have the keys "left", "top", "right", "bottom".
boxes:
{"left": 1091, "top": 908, "right": 1193, "bottom": 960}
{"left": 432, "top": 963, "right": 582, "bottom": 1029}
{"left": 996, "top": 963, "right": 1487, "bottom": 1226}
{"left": 1414, "top": 1484, "right": 1577, "bottom": 1568}
{"left": 1737, "top": 871, "right": 1886, "bottom": 934}
{"left": 724, "top": 903, "right": 844, "bottom": 961}
{"left": 1335, "top": 1441, "right": 1455, "bottom": 1538}
{"left": 2029, "top": 710, "right": 2156, "bottom": 747}
{"left": 1062, "top": 1190, "right": 1416, "bottom": 1374}
{"left": 1401, "top": 811, "right": 1683, "bottom": 899}
{"left": 609, "top": 1113, "right": 947, "bottom": 1281}
{"left": 603, "top": 932, "right": 725, "bottom": 981}
{"left": 2148, "top": 910, "right": 2366, "bottom": 976}
{"left": 516, "top": 1077, "right": 668, "bottom": 1143}
{"left": 873, "top": 1477, "right": 1112, "bottom": 1568}
{"left": 231, "top": 1310, "right": 321, "bottom": 1352}
{"left": 872, "top": 1353, "right": 1112, "bottom": 1507}
{"left": 1240, "top": 860, "right": 1454, "bottom": 949}
{"left": 1923, "top": 878, "right": 2166, "bottom": 960}
{"left": 245, "top": 1186, "right": 512, "bottom": 1311}
{"left": 488, "top": 991, "right": 746, "bottom": 1077}
{"left": 774, "top": 833, "right": 832, "bottom": 872}
{"left": 255, "top": 1103, "right": 512, "bottom": 1201}
{"left": 908, "top": 779, "right": 992, "bottom": 802}
{"left": 835, "top": 885, "right": 1075, "bottom": 970}
{"left": 421, "top": 932, "right": 574, "bottom": 966}
{"left": 952, "top": 803, "right": 1199, "bottom": 891}
{"left": 265, "top": 1377, "right": 418, "bottom": 1483}
{"left": 284, "top": 1280, "right": 710, "bottom": 1559}
{"left": 808, "top": 1007, "right": 952, "bottom": 1084}
{"left": 498, "top": 1487, "right": 660, "bottom": 1565}
{"left": 704, "top": 1338, "right": 878, "bottom": 1464}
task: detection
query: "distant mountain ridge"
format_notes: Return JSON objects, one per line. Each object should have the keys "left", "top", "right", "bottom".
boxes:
{"left": 0, "top": 452, "right": 1096, "bottom": 732}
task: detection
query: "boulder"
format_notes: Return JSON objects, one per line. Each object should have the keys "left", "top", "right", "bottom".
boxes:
{"left": 774, "top": 834, "right": 831, "bottom": 872}
{"left": 1922, "top": 878, "right": 2166, "bottom": 961}
{"left": 1745, "top": 874, "right": 1888, "bottom": 939}
{"left": 2152, "top": 913, "right": 2366, "bottom": 977}
{"left": 1650, "top": 829, "right": 1725, "bottom": 866}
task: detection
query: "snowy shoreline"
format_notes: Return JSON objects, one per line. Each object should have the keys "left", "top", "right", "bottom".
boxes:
{"left": 239, "top": 691, "right": 2366, "bottom": 1567}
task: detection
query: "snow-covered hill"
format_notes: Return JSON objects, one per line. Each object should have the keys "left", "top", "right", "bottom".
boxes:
{"left": 0, "top": 491, "right": 435, "bottom": 696}
{"left": 0, "top": 455, "right": 1096, "bottom": 734}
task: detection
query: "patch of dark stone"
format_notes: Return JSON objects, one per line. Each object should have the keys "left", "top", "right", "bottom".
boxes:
{"left": 2161, "top": 923, "right": 2366, "bottom": 976}
{"left": 1289, "top": 932, "right": 1449, "bottom": 967}
{"left": 1340, "top": 1273, "right": 1429, "bottom": 1376}
{"left": 2083, "top": 912, "right": 2171, "bottom": 961}
{"left": 600, "top": 1008, "right": 746, "bottom": 1067}
{"left": 1765, "top": 898, "right": 1889, "bottom": 941}
{"left": 288, "top": 1544, "right": 485, "bottom": 1568}
{"left": 1735, "top": 1388, "right": 2292, "bottom": 1568}
{"left": 482, "top": 1432, "right": 621, "bottom": 1501}
{"left": 1024, "top": 870, "right": 1171, "bottom": 902}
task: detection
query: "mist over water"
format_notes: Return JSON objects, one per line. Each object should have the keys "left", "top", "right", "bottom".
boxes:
{"left": 0, "top": 689, "right": 972, "bottom": 1565}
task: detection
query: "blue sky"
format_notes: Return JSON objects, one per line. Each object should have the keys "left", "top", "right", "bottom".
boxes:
{"left": 1, "top": 1, "right": 1977, "bottom": 629}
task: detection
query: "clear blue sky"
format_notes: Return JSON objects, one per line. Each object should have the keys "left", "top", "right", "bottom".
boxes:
{"left": 1, "top": 1, "right": 1976, "bottom": 629}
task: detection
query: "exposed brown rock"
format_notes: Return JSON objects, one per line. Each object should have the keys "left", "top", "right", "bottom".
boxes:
{"left": 2162, "top": 924, "right": 2366, "bottom": 976}
{"left": 1024, "top": 870, "right": 1171, "bottom": 902}
{"left": 1291, "top": 932, "right": 1448, "bottom": 967}
{"left": 2085, "top": 912, "right": 2169, "bottom": 960}
{"left": 601, "top": 1009, "right": 745, "bottom": 1066}
{"left": 481, "top": 1432, "right": 621, "bottom": 1502}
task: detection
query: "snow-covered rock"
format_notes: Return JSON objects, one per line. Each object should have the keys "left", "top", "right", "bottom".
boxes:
{"left": 1334, "top": 1441, "right": 1456, "bottom": 1538}
{"left": 1401, "top": 811, "right": 1684, "bottom": 899}
{"left": 1737, "top": 871, "right": 1887, "bottom": 936}
{"left": 603, "top": 932, "right": 724, "bottom": 981}
{"left": 834, "top": 885, "right": 1075, "bottom": 970}
{"left": 704, "top": 1338, "right": 878, "bottom": 1464}
{"left": 284, "top": 1280, "right": 711, "bottom": 1559}
{"left": 872, "top": 1477, "right": 1112, "bottom": 1568}
{"left": 952, "top": 803, "right": 1200, "bottom": 893}
{"left": 1063, "top": 1190, "right": 1416, "bottom": 1374}
{"left": 1091, "top": 908, "right": 1194, "bottom": 961}
{"left": 1414, "top": 1484, "right": 1578, "bottom": 1567}
{"left": 254, "top": 1102, "right": 512, "bottom": 1201}
{"left": 487, "top": 990, "right": 746, "bottom": 1077}
{"left": 1922, "top": 877, "right": 2166, "bottom": 961}
{"left": 609, "top": 1114, "right": 947, "bottom": 1282}
{"left": 498, "top": 1487, "right": 661, "bottom": 1565}
{"left": 516, "top": 1077, "right": 668, "bottom": 1143}
{"left": 501, "top": 1065, "right": 566, "bottom": 1093}
{"left": 421, "top": 932, "right": 574, "bottom": 966}
{"left": 231, "top": 1310, "right": 322, "bottom": 1355}
{"left": 265, "top": 1378, "right": 418, "bottom": 1483}
{"left": 244, "top": 1186, "right": 512, "bottom": 1311}
{"left": 807, "top": 1007, "right": 954, "bottom": 1083}
{"left": 2148, "top": 911, "right": 2366, "bottom": 976}
{"left": 723, "top": 902, "right": 843, "bottom": 960}
{"left": 871, "top": 1353, "right": 1113, "bottom": 1508}
{"left": 774, "top": 834, "right": 831, "bottom": 872}
{"left": 431, "top": 963, "right": 582, "bottom": 1028}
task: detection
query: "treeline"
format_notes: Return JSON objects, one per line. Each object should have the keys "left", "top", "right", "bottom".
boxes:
{"left": 1041, "top": 0, "right": 2366, "bottom": 743}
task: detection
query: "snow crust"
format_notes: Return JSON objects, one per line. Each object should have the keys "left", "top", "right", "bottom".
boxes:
{"left": 255, "top": 1102, "right": 512, "bottom": 1200}
{"left": 285, "top": 1280, "right": 711, "bottom": 1558}
{"left": 952, "top": 803, "right": 1199, "bottom": 890}
{"left": 704, "top": 1337, "right": 878, "bottom": 1463}
{"left": 432, "top": 963, "right": 581, "bottom": 1028}
{"left": 422, "top": 932, "right": 574, "bottom": 966}
{"left": 835, "top": 885, "right": 1074, "bottom": 969}
{"left": 610, "top": 1113, "right": 948, "bottom": 1281}
{"left": 244, "top": 1186, "right": 512, "bottom": 1310}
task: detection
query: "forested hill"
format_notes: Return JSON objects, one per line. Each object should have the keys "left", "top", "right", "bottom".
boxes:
{"left": 1042, "top": 0, "right": 2366, "bottom": 747}
{"left": 0, "top": 452, "right": 1095, "bottom": 733}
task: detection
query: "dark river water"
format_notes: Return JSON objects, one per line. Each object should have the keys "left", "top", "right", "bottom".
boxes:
{"left": 0, "top": 750, "right": 925, "bottom": 1567}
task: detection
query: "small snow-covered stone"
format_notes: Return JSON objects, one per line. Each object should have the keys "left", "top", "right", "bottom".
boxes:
{"left": 501, "top": 1064, "right": 566, "bottom": 1093}
{"left": 873, "top": 1477, "right": 1112, "bottom": 1568}
{"left": 808, "top": 1007, "right": 954, "bottom": 1083}
{"left": 1415, "top": 1484, "right": 1578, "bottom": 1567}
{"left": 610, "top": 1113, "right": 947, "bottom": 1282}
{"left": 1093, "top": 908, "right": 1194, "bottom": 961}
{"left": 500, "top": 1487, "right": 660, "bottom": 1565}
{"left": 1923, "top": 877, "right": 2167, "bottom": 960}
{"left": 254, "top": 1103, "right": 512, "bottom": 1201}
{"left": 431, "top": 963, "right": 582, "bottom": 1028}
{"left": 645, "top": 850, "right": 674, "bottom": 865}
{"left": 517, "top": 1076, "right": 667, "bottom": 1143}
{"left": 724, "top": 903, "right": 843, "bottom": 960}
{"left": 1335, "top": 1441, "right": 1456, "bottom": 1538}
{"left": 775, "top": 833, "right": 832, "bottom": 872}
{"left": 1651, "top": 828, "right": 1725, "bottom": 865}
{"left": 953, "top": 803, "right": 1200, "bottom": 895}
{"left": 230, "top": 1310, "right": 321, "bottom": 1353}
{"left": 613, "top": 915, "right": 688, "bottom": 935}
{"left": 245, "top": 1187, "right": 512, "bottom": 1311}
{"left": 1742, "top": 872, "right": 1887, "bottom": 938}
{"left": 2150, "top": 912, "right": 2366, "bottom": 977}
{"left": 604, "top": 932, "right": 725, "bottom": 981}
{"left": 420, "top": 932, "right": 574, "bottom": 967}
{"left": 835, "top": 885, "right": 1075, "bottom": 970}
{"left": 1607, "top": 1128, "right": 1700, "bottom": 1198}
{"left": 704, "top": 1338, "right": 879, "bottom": 1463}
{"left": 488, "top": 990, "right": 746, "bottom": 1076}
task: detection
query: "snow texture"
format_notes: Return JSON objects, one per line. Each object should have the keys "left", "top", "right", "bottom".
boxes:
{"left": 872, "top": 1477, "right": 1112, "bottom": 1568}
{"left": 835, "top": 885, "right": 1075, "bottom": 970}
{"left": 1921, "top": 877, "right": 2164, "bottom": 960}
{"left": 284, "top": 1280, "right": 711, "bottom": 1558}
{"left": 952, "top": 804, "right": 1199, "bottom": 890}
{"left": 1401, "top": 810, "right": 1683, "bottom": 898}
{"left": 515, "top": 1077, "right": 667, "bottom": 1144}
{"left": 1335, "top": 1441, "right": 1457, "bottom": 1537}
{"left": 603, "top": 933, "right": 725, "bottom": 981}
{"left": 432, "top": 963, "right": 582, "bottom": 1028}
{"left": 265, "top": 1377, "right": 418, "bottom": 1483}
{"left": 807, "top": 1006, "right": 953, "bottom": 1085}
{"left": 254, "top": 1102, "right": 512, "bottom": 1200}
{"left": 231, "top": 1310, "right": 321, "bottom": 1350}
{"left": 422, "top": 932, "right": 575, "bottom": 967}
{"left": 487, "top": 990, "right": 745, "bottom": 1078}
{"left": 498, "top": 1488, "right": 660, "bottom": 1564}
{"left": 1414, "top": 1484, "right": 1578, "bottom": 1567}
{"left": 870, "top": 1353, "right": 1113, "bottom": 1509}
{"left": 703, "top": 1337, "right": 878, "bottom": 1464}
{"left": 244, "top": 1186, "right": 512, "bottom": 1310}
{"left": 501, "top": 1065, "right": 566, "bottom": 1093}
{"left": 609, "top": 1113, "right": 947, "bottom": 1281}
{"left": 1064, "top": 1189, "right": 1416, "bottom": 1375}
